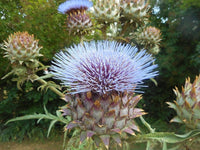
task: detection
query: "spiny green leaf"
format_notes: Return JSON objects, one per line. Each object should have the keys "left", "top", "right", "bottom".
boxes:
{"left": 44, "top": 105, "right": 49, "bottom": 114}
{"left": 34, "top": 72, "right": 53, "bottom": 80}
{"left": 5, "top": 114, "right": 47, "bottom": 125}
{"left": 128, "top": 129, "right": 200, "bottom": 144}
{"left": 47, "top": 120, "right": 58, "bottom": 137}
{"left": 37, "top": 117, "right": 45, "bottom": 124}
{"left": 1, "top": 70, "right": 14, "bottom": 80}
{"left": 56, "top": 110, "right": 62, "bottom": 118}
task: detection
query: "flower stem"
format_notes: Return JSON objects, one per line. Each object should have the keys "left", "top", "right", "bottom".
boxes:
{"left": 32, "top": 74, "right": 65, "bottom": 99}
{"left": 101, "top": 23, "right": 107, "bottom": 40}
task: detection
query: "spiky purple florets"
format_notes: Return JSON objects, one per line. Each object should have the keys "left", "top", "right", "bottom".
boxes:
{"left": 58, "top": 0, "right": 93, "bottom": 14}
{"left": 51, "top": 41, "right": 158, "bottom": 94}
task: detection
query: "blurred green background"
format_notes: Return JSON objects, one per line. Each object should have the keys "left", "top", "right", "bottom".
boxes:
{"left": 0, "top": 0, "right": 199, "bottom": 142}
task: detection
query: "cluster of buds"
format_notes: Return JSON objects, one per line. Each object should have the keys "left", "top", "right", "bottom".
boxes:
{"left": 134, "top": 26, "right": 161, "bottom": 54}
{"left": 167, "top": 75, "right": 200, "bottom": 129}
{"left": 58, "top": 0, "right": 151, "bottom": 33}
{"left": 57, "top": 0, "right": 161, "bottom": 54}
{"left": 58, "top": 0, "right": 93, "bottom": 35}
{"left": 92, "top": 0, "right": 149, "bottom": 25}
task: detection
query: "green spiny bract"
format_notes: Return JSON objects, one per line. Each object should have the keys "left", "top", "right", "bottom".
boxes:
{"left": 62, "top": 91, "right": 145, "bottom": 148}
{"left": 2, "top": 31, "right": 43, "bottom": 65}
{"left": 167, "top": 75, "right": 200, "bottom": 129}
{"left": 93, "top": 0, "right": 120, "bottom": 24}
{"left": 120, "top": 0, "right": 150, "bottom": 25}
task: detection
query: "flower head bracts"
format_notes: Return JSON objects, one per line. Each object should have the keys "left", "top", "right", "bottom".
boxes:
{"left": 51, "top": 41, "right": 158, "bottom": 95}
{"left": 58, "top": 0, "right": 93, "bottom": 14}
{"left": 2, "top": 31, "right": 43, "bottom": 64}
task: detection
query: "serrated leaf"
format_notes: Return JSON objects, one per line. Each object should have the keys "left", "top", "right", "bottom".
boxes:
{"left": 44, "top": 105, "right": 49, "bottom": 114}
{"left": 5, "top": 114, "right": 46, "bottom": 125}
{"left": 34, "top": 73, "right": 53, "bottom": 80}
{"left": 1, "top": 70, "right": 14, "bottom": 80}
{"left": 128, "top": 129, "right": 200, "bottom": 144}
{"left": 37, "top": 117, "right": 44, "bottom": 124}
{"left": 47, "top": 120, "right": 57, "bottom": 137}
{"left": 56, "top": 110, "right": 62, "bottom": 118}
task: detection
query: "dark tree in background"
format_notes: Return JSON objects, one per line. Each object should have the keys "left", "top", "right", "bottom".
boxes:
{"left": 142, "top": 0, "right": 200, "bottom": 123}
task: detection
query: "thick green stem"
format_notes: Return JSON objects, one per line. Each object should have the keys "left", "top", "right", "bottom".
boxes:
{"left": 80, "top": 35, "right": 84, "bottom": 45}
{"left": 32, "top": 74, "right": 65, "bottom": 99}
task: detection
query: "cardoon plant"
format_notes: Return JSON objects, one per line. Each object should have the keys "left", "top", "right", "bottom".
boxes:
{"left": 50, "top": 40, "right": 158, "bottom": 148}
{"left": 4, "top": 1, "right": 200, "bottom": 150}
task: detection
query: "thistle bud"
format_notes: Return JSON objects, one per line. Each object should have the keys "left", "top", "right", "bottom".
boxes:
{"left": 2, "top": 31, "right": 43, "bottom": 64}
{"left": 120, "top": 0, "right": 150, "bottom": 24}
{"left": 134, "top": 26, "right": 161, "bottom": 51}
{"left": 93, "top": 0, "right": 120, "bottom": 24}
{"left": 167, "top": 75, "right": 200, "bottom": 129}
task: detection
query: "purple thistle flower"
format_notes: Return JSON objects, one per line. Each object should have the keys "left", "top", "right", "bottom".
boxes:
{"left": 50, "top": 41, "right": 158, "bottom": 94}
{"left": 58, "top": 0, "right": 93, "bottom": 14}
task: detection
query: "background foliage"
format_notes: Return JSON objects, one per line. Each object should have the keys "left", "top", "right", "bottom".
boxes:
{"left": 0, "top": 0, "right": 200, "bottom": 142}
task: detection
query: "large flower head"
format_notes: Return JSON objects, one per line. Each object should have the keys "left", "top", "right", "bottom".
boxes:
{"left": 51, "top": 40, "right": 158, "bottom": 148}
{"left": 51, "top": 41, "right": 158, "bottom": 95}
{"left": 58, "top": 0, "right": 93, "bottom": 35}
